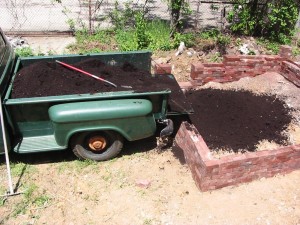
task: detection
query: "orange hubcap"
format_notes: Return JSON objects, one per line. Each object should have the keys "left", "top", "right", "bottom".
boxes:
{"left": 88, "top": 136, "right": 107, "bottom": 151}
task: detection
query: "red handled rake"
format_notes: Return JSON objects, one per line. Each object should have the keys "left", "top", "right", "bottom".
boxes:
{"left": 56, "top": 60, "right": 117, "bottom": 88}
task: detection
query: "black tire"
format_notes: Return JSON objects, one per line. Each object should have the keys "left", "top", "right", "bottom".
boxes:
{"left": 71, "top": 131, "right": 123, "bottom": 161}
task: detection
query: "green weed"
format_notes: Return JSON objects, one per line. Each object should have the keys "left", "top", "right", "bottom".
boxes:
{"left": 12, "top": 183, "right": 51, "bottom": 217}
{"left": 257, "top": 38, "right": 280, "bottom": 54}
{"left": 209, "top": 52, "right": 222, "bottom": 62}
{"left": 15, "top": 47, "right": 35, "bottom": 57}
{"left": 10, "top": 162, "right": 36, "bottom": 177}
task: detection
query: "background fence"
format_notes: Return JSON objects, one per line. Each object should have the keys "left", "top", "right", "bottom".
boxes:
{"left": 0, "top": 0, "right": 237, "bottom": 34}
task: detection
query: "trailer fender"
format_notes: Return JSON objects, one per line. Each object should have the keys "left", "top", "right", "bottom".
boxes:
{"left": 48, "top": 99, "right": 156, "bottom": 146}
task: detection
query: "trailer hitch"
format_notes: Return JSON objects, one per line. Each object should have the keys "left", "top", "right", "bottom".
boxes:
{"left": 157, "top": 119, "right": 174, "bottom": 149}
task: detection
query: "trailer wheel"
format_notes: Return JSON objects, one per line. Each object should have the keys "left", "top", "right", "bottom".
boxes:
{"left": 71, "top": 131, "right": 123, "bottom": 161}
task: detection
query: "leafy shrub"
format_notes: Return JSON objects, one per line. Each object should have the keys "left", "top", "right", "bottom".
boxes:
{"left": 15, "top": 47, "right": 35, "bottom": 57}
{"left": 228, "top": 0, "right": 299, "bottom": 43}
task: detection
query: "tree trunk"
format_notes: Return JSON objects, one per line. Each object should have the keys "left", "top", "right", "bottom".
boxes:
{"left": 169, "top": 0, "right": 183, "bottom": 37}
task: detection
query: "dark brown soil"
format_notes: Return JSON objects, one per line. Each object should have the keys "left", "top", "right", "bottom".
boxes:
{"left": 11, "top": 59, "right": 191, "bottom": 113}
{"left": 186, "top": 88, "right": 292, "bottom": 152}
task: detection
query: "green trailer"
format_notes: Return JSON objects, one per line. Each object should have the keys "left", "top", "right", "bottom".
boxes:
{"left": 0, "top": 29, "right": 189, "bottom": 162}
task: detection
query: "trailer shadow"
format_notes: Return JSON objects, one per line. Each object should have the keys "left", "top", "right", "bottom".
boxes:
{"left": 0, "top": 136, "right": 159, "bottom": 166}
{"left": 0, "top": 117, "right": 189, "bottom": 166}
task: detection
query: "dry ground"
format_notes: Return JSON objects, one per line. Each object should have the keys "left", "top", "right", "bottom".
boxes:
{"left": 0, "top": 37, "right": 300, "bottom": 225}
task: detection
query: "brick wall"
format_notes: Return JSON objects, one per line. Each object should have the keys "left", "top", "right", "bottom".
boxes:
{"left": 190, "top": 55, "right": 285, "bottom": 85}
{"left": 281, "top": 60, "right": 300, "bottom": 86}
{"left": 175, "top": 45, "right": 300, "bottom": 191}
{"left": 175, "top": 122, "right": 300, "bottom": 191}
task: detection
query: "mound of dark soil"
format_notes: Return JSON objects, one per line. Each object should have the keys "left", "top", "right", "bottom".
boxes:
{"left": 186, "top": 88, "right": 292, "bottom": 152}
{"left": 11, "top": 59, "right": 191, "bottom": 113}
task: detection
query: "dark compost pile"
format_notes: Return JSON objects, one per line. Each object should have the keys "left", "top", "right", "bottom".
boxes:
{"left": 11, "top": 59, "right": 191, "bottom": 113}
{"left": 186, "top": 88, "right": 292, "bottom": 152}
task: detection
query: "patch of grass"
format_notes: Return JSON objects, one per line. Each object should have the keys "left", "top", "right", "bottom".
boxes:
{"left": 68, "top": 29, "right": 116, "bottom": 53}
{"left": 292, "top": 46, "right": 300, "bottom": 56}
{"left": 15, "top": 47, "right": 35, "bottom": 57}
{"left": 0, "top": 186, "right": 7, "bottom": 206}
{"left": 10, "top": 162, "right": 36, "bottom": 177}
{"left": 209, "top": 52, "right": 222, "bottom": 62}
{"left": 257, "top": 38, "right": 280, "bottom": 54}
{"left": 33, "top": 194, "right": 50, "bottom": 207}
{"left": 70, "top": 20, "right": 195, "bottom": 52}
{"left": 199, "top": 29, "right": 220, "bottom": 40}
{"left": 12, "top": 183, "right": 51, "bottom": 217}
{"left": 74, "top": 159, "right": 98, "bottom": 169}
{"left": 115, "top": 28, "right": 137, "bottom": 51}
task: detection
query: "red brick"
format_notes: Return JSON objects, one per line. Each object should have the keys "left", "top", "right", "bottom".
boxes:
{"left": 240, "top": 55, "right": 265, "bottom": 60}
{"left": 154, "top": 63, "right": 172, "bottom": 74}
{"left": 190, "top": 63, "right": 204, "bottom": 79}
{"left": 178, "top": 81, "right": 193, "bottom": 89}
{"left": 223, "top": 55, "right": 242, "bottom": 62}
{"left": 292, "top": 144, "right": 300, "bottom": 151}
{"left": 202, "top": 63, "right": 224, "bottom": 67}
{"left": 264, "top": 56, "right": 284, "bottom": 61}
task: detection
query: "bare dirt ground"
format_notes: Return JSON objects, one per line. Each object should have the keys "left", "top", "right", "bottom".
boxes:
{"left": 0, "top": 37, "right": 300, "bottom": 225}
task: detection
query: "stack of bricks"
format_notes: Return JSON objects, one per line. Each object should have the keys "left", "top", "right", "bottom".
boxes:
{"left": 153, "top": 63, "right": 172, "bottom": 75}
{"left": 191, "top": 55, "right": 284, "bottom": 85}
{"left": 175, "top": 122, "right": 300, "bottom": 191}
{"left": 279, "top": 45, "right": 292, "bottom": 59}
{"left": 280, "top": 60, "right": 300, "bottom": 87}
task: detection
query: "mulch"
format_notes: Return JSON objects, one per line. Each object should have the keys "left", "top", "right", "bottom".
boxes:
{"left": 186, "top": 88, "right": 292, "bottom": 152}
{"left": 11, "top": 59, "right": 191, "bottom": 113}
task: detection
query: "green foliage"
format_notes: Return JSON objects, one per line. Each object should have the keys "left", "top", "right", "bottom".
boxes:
{"left": 15, "top": 47, "right": 35, "bottom": 57}
{"left": 68, "top": 29, "right": 115, "bottom": 53}
{"left": 257, "top": 38, "right": 280, "bottom": 54}
{"left": 209, "top": 52, "right": 222, "bottom": 62}
{"left": 199, "top": 29, "right": 220, "bottom": 39}
{"left": 12, "top": 183, "right": 51, "bottom": 217}
{"left": 114, "top": 19, "right": 195, "bottom": 51}
{"left": 292, "top": 47, "right": 300, "bottom": 56}
{"left": 227, "top": 2, "right": 256, "bottom": 36}
{"left": 198, "top": 29, "right": 231, "bottom": 54}
{"left": 134, "top": 12, "right": 150, "bottom": 49}
{"left": 147, "top": 20, "right": 173, "bottom": 50}
{"left": 266, "top": 1, "right": 298, "bottom": 44}
{"left": 227, "top": 0, "right": 299, "bottom": 43}
{"left": 109, "top": 1, "right": 137, "bottom": 30}
{"left": 115, "top": 29, "right": 137, "bottom": 51}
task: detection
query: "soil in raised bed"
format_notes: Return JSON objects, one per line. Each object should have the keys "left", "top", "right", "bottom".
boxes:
{"left": 186, "top": 88, "right": 293, "bottom": 152}
{"left": 11, "top": 59, "right": 192, "bottom": 113}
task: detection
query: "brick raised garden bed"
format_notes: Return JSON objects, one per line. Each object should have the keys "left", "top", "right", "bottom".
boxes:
{"left": 171, "top": 45, "right": 300, "bottom": 191}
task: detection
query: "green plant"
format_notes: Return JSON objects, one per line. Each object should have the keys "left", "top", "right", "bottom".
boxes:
{"left": 292, "top": 47, "right": 300, "bottom": 56}
{"left": 199, "top": 29, "right": 220, "bottom": 39}
{"left": 33, "top": 195, "right": 51, "bottom": 207}
{"left": 257, "top": 38, "right": 280, "bottom": 54}
{"left": 209, "top": 52, "right": 222, "bottom": 62}
{"left": 12, "top": 183, "right": 51, "bottom": 217}
{"left": 216, "top": 34, "right": 231, "bottom": 54}
{"left": 227, "top": 0, "right": 299, "bottom": 43}
{"left": 10, "top": 162, "right": 35, "bottom": 176}
{"left": 47, "top": 49, "right": 57, "bottom": 56}
{"left": 15, "top": 47, "right": 35, "bottom": 57}
{"left": 171, "top": 32, "right": 195, "bottom": 49}
{"left": 116, "top": 29, "right": 137, "bottom": 51}
{"left": 134, "top": 12, "right": 150, "bottom": 49}
{"left": 266, "top": 1, "right": 298, "bottom": 43}
{"left": 109, "top": 1, "right": 136, "bottom": 30}
{"left": 227, "top": 1, "right": 256, "bottom": 36}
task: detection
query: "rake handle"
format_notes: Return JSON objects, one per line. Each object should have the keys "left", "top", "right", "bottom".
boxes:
{"left": 55, "top": 60, "right": 117, "bottom": 88}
